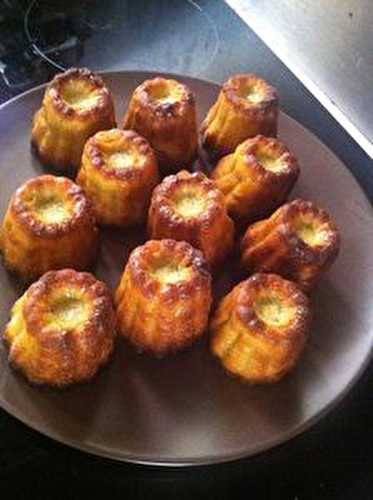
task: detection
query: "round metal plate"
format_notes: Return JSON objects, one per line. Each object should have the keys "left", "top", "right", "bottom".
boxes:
{"left": 0, "top": 71, "right": 372, "bottom": 466}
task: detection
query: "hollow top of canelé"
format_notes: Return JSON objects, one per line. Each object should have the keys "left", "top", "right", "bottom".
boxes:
{"left": 125, "top": 239, "right": 211, "bottom": 296}
{"left": 46, "top": 67, "right": 114, "bottom": 117}
{"left": 235, "top": 273, "right": 311, "bottom": 338}
{"left": 282, "top": 199, "right": 340, "bottom": 251}
{"left": 18, "top": 269, "right": 114, "bottom": 337}
{"left": 83, "top": 129, "right": 157, "bottom": 179}
{"left": 131, "top": 77, "right": 195, "bottom": 114}
{"left": 10, "top": 175, "right": 96, "bottom": 237}
{"left": 223, "top": 74, "right": 278, "bottom": 110}
{"left": 236, "top": 135, "right": 299, "bottom": 177}
{"left": 150, "top": 170, "right": 229, "bottom": 223}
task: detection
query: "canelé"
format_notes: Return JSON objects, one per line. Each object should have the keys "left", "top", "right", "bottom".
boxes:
{"left": 210, "top": 273, "right": 311, "bottom": 383}
{"left": 211, "top": 135, "right": 299, "bottom": 223}
{"left": 240, "top": 199, "right": 340, "bottom": 291}
{"left": 31, "top": 68, "right": 116, "bottom": 171}
{"left": 123, "top": 77, "right": 197, "bottom": 172}
{"left": 76, "top": 128, "right": 159, "bottom": 226}
{"left": 0, "top": 175, "right": 98, "bottom": 280}
{"left": 201, "top": 74, "right": 278, "bottom": 160}
{"left": 148, "top": 170, "right": 234, "bottom": 266}
{"left": 115, "top": 239, "right": 212, "bottom": 356}
{"left": 3, "top": 269, "right": 116, "bottom": 387}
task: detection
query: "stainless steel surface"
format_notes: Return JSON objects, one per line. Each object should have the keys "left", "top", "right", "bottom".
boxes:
{"left": 1, "top": 72, "right": 373, "bottom": 465}
{"left": 226, "top": 0, "right": 373, "bottom": 158}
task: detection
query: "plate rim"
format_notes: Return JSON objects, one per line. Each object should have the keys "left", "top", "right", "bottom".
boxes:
{"left": 0, "top": 70, "right": 372, "bottom": 467}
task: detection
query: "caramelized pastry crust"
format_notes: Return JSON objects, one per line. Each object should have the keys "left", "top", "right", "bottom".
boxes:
{"left": 210, "top": 273, "right": 311, "bottom": 384}
{"left": 3, "top": 269, "right": 116, "bottom": 387}
{"left": 115, "top": 239, "right": 212, "bottom": 356}
{"left": 76, "top": 129, "right": 159, "bottom": 226}
{"left": 201, "top": 74, "right": 278, "bottom": 160}
{"left": 31, "top": 68, "right": 116, "bottom": 171}
{"left": 148, "top": 170, "right": 234, "bottom": 266}
{"left": 241, "top": 199, "right": 340, "bottom": 290}
{"left": 211, "top": 135, "right": 300, "bottom": 223}
{"left": 0, "top": 175, "right": 98, "bottom": 280}
{"left": 123, "top": 77, "right": 197, "bottom": 172}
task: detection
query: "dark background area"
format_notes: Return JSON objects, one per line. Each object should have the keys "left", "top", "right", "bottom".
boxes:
{"left": 0, "top": 1, "right": 372, "bottom": 498}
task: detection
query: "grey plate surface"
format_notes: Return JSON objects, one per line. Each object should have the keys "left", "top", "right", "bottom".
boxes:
{"left": 0, "top": 71, "right": 372, "bottom": 466}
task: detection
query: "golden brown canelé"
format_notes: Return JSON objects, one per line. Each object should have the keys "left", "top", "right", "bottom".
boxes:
{"left": 200, "top": 73, "right": 278, "bottom": 160}
{"left": 241, "top": 199, "right": 340, "bottom": 291}
{"left": 210, "top": 273, "right": 311, "bottom": 384}
{"left": 76, "top": 129, "right": 159, "bottom": 226}
{"left": 147, "top": 170, "right": 234, "bottom": 267}
{"left": 0, "top": 175, "right": 98, "bottom": 281}
{"left": 115, "top": 239, "right": 212, "bottom": 356}
{"left": 210, "top": 135, "right": 300, "bottom": 224}
{"left": 31, "top": 68, "right": 116, "bottom": 171}
{"left": 4, "top": 269, "right": 116, "bottom": 387}
{"left": 123, "top": 77, "right": 197, "bottom": 173}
